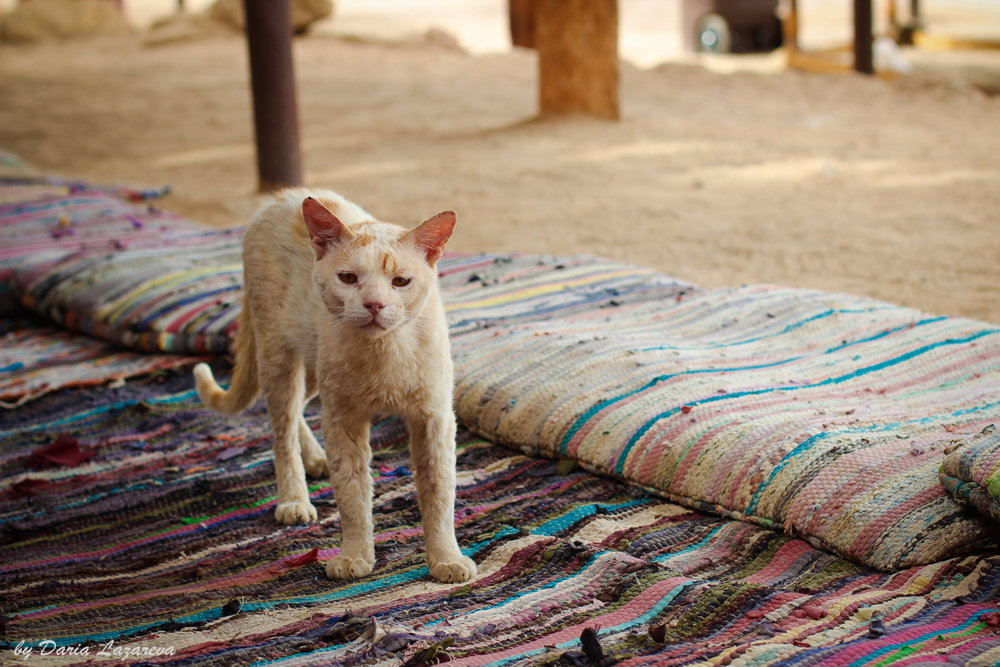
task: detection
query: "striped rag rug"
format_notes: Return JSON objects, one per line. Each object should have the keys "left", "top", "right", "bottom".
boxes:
{"left": 2, "top": 176, "right": 999, "bottom": 663}
{"left": 441, "top": 254, "right": 1000, "bottom": 572}
{"left": 0, "top": 318, "right": 208, "bottom": 406}
{"left": 0, "top": 179, "right": 241, "bottom": 354}
{"left": 940, "top": 426, "right": 1000, "bottom": 524}
{"left": 3, "top": 364, "right": 1000, "bottom": 666}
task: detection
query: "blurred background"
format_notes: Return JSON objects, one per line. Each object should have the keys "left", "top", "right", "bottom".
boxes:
{"left": 32, "top": 0, "right": 1000, "bottom": 75}
{"left": 1, "top": 0, "right": 998, "bottom": 323}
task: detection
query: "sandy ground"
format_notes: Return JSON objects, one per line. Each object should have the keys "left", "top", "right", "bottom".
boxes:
{"left": 1, "top": 4, "right": 999, "bottom": 324}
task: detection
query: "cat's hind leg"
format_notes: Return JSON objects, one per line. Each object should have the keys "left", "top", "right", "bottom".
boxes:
{"left": 299, "top": 417, "right": 328, "bottom": 478}
{"left": 299, "top": 372, "right": 328, "bottom": 479}
{"left": 260, "top": 350, "right": 317, "bottom": 525}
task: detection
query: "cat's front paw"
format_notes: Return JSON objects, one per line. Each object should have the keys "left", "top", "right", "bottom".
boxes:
{"left": 275, "top": 501, "right": 318, "bottom": 525}
{"left": 428, "top": 554, "right": 477, "bottom": 583}
{"left": 325, "top": 554, "right": 374, "bottom": 580}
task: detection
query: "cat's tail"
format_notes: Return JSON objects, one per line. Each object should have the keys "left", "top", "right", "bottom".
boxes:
{"left": 193, "top": 305, "right": 259, "bottom": 415}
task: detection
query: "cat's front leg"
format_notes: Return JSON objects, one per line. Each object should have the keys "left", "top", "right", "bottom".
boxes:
{"left": 323, "top": 409, "right": 376, "bottom": 580}
{"left": 408, "top": 410, "right": 477, "bottom": 584}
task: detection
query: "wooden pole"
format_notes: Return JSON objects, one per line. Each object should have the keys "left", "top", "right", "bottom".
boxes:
{"left": 509, "top": 0, "right": 536, "bottom": 48}
{"left": 784, "top": 0, "right": 799, "bottom": 53}
{"left": 535, "top": 0, "right": 619, "bottom": 119}
{"left": 244, "top": 0, "right": 303, "bottom": 192}
{"left": 853, "top": 0, "right": 874, "bottom": 74}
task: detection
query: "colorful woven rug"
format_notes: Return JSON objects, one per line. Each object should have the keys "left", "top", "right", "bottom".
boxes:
{"left": 0, "top": 317, "right": 207, "bottom": 406}
{"left": 3, "top": 365, "right": 1000, "bottom": 666}
{"left": 3, "top": 173, "right": 1000, "bottom": 664}
{"left": 941, "top": 426, "right": 1000, "bottom": 524}
{"left": 0, "top": 178, "right": 178, "bottom": 316}
{"left": 443, "top": 256, "right": 1000, "bottom": 572}
{"left": 0, "top": 178, "right": 238, "bottom": 353}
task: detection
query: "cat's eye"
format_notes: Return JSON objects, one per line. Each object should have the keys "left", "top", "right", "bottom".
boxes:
{"left": 338, "top": 272, "right": 358, "bottom": 285}
{"left": 392, "top": 276, "right": 412, "bottom": 288}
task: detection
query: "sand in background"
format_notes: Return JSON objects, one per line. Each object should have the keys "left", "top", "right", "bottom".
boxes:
{"left": 1, "top": 1, "right": 998, "bottom": 323}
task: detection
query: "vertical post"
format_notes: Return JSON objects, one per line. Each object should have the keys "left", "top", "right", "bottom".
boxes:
{"left": 509, "top": 0, "right": 536, "bottom": 48}
{"left": 783, "top": 0, "right": 799, "bottom": 54}
{"left": 244, "top": 0, "right": 303, "bottom": 192}
{"left": 853, "top": 0, "right": 874, "bottom": 74}
{"left": 535, "top": 0, "right": 619, "bottom": 120}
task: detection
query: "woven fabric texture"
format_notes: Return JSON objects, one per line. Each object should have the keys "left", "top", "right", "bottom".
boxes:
{"left": 3, "top": 363, "right": 1000, "bottom": 666}
{"left": 4, "top": 172, "right": 999, "bottom": 571}
{"left": 445, "top": 256, "right": 1000, "bottom": 571}
{"left": 0, "top": 318, "right": 207, "bottom": 405}
{"left": 0, "top": 180, "right": 242, "bottom": 352}
{"left": 0, "top": 180, "right": 180, "bottom": 313}
{"left": 940, "top": 425, "right": 1000, "bottom": 524}
{"left": 17, "top": 224, "right": 243, "bottom": 354}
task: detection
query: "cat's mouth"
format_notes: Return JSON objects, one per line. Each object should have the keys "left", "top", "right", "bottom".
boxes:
{"left": 360, "top": 319, "right": 387, "bottom": 334}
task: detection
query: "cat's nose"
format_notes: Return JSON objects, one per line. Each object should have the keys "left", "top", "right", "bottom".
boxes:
{"left": 364, "top": 301, "right": 384, "bottom": 315}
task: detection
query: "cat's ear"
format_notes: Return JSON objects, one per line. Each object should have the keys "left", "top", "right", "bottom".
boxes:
{"left": 408, "top": 211, "right": 456, "bottom": 266}
{"left": 302, "top": 197, "right": 352, "bottom": 260}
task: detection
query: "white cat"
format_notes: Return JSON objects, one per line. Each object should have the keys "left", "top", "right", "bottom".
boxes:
{"left": 193, "top": 189, "right": 476, "bottom": 584}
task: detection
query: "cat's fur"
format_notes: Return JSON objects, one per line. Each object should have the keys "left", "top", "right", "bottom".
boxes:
{"left": 193, "top": 188, "right": 476, "bottom": 584}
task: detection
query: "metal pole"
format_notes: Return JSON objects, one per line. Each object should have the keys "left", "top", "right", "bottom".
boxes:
{"left": 244, "top": 0, "right": 303, "bottom": 192}
{"left": 853, "top": 0, "right": 874, "bottom": 74}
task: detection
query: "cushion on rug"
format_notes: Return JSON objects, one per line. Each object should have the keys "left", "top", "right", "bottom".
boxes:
{"left": 940, "top": 425, "right": 1000, "bottom": 524}
{"left": 1, "top": 179, "right": 243, "bottom": 353}
{"left": 446, "top": 256, "right": 1000, "bottom": 571}
{"left": 16, "top": 226, "right": 243, "bottom": 354}
{"left": 0, "top": 181, "right": 192, "bottom": 319}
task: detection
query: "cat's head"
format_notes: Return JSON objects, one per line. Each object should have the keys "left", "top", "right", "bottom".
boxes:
{"left": 302, "top": 196, "right": 455, "bottom": 337}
